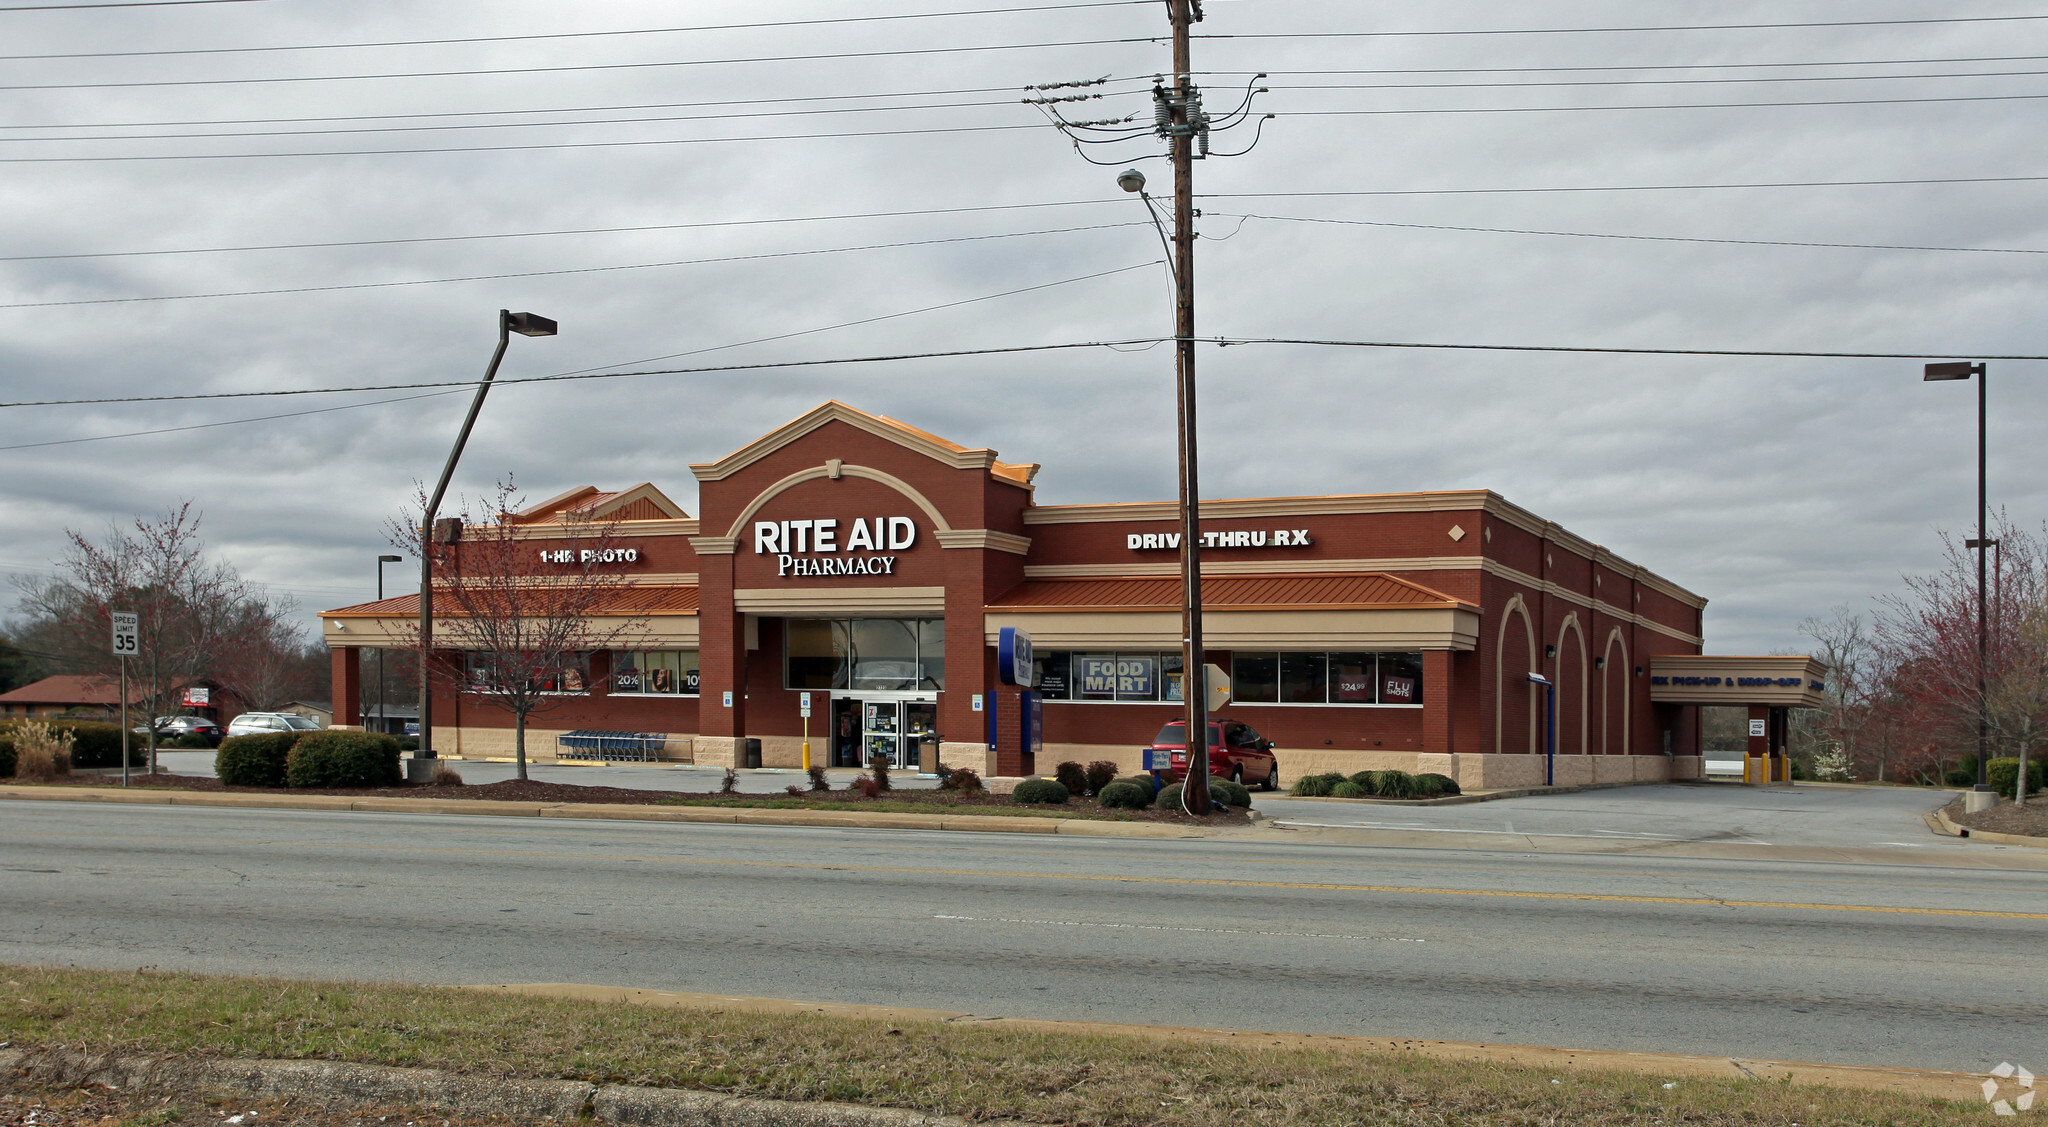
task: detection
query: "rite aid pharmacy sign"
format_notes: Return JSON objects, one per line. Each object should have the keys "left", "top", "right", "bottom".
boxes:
{"left": 754, "top": 516, "right": 917, "bottom": 578}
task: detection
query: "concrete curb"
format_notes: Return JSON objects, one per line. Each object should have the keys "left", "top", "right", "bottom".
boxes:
{"left": 1934, "top": 803, "right": 2048, "bottom": 849}
{"left": 0, "top": 785, "right": 1231, "bottom": 839}
{"left": 1272, "top": 780, "right": 1647, "bottom": 806}
{"left": 0, "top": 1047, "right": 977, "bottom": 1127}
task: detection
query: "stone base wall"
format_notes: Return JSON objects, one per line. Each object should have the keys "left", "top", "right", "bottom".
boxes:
{"left": 1020, "top": 743, "right": 1676, "bottom": 790}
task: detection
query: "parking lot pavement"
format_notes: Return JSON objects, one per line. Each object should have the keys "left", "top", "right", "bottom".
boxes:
{"left": 1254, "top": 783, "right": 1983, "bottom": 852}
{"left": 147, "top": 750, "right": 941, "bottom": 793}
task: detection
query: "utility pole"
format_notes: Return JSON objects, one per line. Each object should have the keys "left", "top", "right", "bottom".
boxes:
{"left": 1167, "top": 0, "right": 1210, "bottom": 813}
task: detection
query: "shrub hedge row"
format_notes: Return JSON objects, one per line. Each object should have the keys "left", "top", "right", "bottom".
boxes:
{"left": 285, "top": 730, "right": 402, "bottom": 789}
{"left": 0, "top": 719, "right": 143, "bottom": 771}
{"left": 1292, "top": 769, "right": 1461, "bottom": 798}
{"left": 1012, "top": 778, "right": 1070, "bottom": 805}
{"left": 215, "top": 731, "right": 303, "bottom": 787}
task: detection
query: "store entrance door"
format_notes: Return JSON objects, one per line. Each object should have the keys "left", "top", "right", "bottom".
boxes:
{"left": 841, "top": 696, "right": 937, "bottom": 771}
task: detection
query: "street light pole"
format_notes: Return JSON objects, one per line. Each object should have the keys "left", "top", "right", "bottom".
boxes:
{"left": 1924, "top": 360, "right": 1990, "bottom": 788}
{"left": 376, "top": 554, "right": 401, "bottom": 735}
{"left": 417, "top": 310, "right": 556, "bottom": 769}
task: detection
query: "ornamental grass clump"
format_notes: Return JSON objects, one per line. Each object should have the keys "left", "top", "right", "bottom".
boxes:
{"left": 1290, "top": 773, "right": 1333, "bottom": 797}
{"left": 1417, "top": 771, "right": 1461, "bottom": 796}
{"left": 1330, "top": 780, "right": 1369, "bottom": 799}
{"left": 11, "top": 721, "right": 73, "bottom": 779}
{"left": 1370, "top": 769, "right": 1416, "bottom": 798}
{"left": 1012, "top": 778, "right": 1069, "bottom": 805}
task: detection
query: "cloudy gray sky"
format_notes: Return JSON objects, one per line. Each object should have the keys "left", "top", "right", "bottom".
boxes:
{"left": 3, "top": 0, "right": 2043, "bottom": 655}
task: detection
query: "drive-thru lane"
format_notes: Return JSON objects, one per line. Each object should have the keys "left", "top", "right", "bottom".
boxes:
{"left": 1, "top": 800, "right": 2041, "bottom": 1074}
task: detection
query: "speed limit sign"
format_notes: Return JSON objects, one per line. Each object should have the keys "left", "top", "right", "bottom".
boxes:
{"left": 111, "top": 611, "right": 138, "bottom": 656}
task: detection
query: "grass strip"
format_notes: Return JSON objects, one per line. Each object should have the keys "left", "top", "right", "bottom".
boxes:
{"left": 0, "top": 965, "right": 1984, "bottom": 1126}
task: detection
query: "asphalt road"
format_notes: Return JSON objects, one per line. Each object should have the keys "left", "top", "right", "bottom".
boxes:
{"left": 2, "top": 799, "right": 2043, "bottom": 1073}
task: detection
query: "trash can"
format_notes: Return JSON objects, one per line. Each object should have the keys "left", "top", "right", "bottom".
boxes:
{"left": 744, "top": 738, "right": 762, "bottom": 769}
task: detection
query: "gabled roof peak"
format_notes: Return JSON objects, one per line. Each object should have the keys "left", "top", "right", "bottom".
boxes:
{"left": 503, "top": 482, "right": 689, "bottom": 523}
{"left": 691, "top": 401, "right": 1037, "bottom": 487}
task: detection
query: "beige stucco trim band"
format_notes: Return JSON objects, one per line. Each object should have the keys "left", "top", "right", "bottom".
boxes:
{"left": 735, "top": 586, "right": 947, "bottom": 615}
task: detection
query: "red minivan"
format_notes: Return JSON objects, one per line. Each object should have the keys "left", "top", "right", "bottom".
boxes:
{"left": 1149, "top": 717, "right": 1281, "bottom": 791}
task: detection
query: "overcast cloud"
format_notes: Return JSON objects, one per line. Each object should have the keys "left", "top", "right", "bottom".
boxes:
{"left": 3, "top": 0, "right": 2044, "bottom": 655}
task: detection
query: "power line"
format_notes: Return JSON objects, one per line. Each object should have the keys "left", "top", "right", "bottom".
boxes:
{"left": 0, "top": 0, "right": 262, "bottom": 9}
{"left": 0, "top": 35, "right": 1160, "bottom": 92}
{"left": 1206, "top": 336, "right": 2044, "bottom": 361}
{"left": 0, "top": 120, "right": 1049, "bottom": 162}
{"left": 5, "top": 94, "right": 1038, "bottom": 144}
{"left": 1278, "top": 91, "right": 2048, "bottom": 115}
{"left": 0, "top": 199, "right": 1118, "bottom": 263}
{"left": 0, "top": 1, "right": 1146, "bottom": 59}
{"left": 1282, "top": 67, "right": 2048, "bottom": 92}
{"left": 0, "top": 340, "right": 1177, "bottom": 440}
{"left": 1198, "top": 173, "right": 2048, "bottom": 199}
{"left": 1197, "top": 14, "right": 2048, "bottom": 38}
{"left": 1205, "top": 55, "right": 2048, "bottom": 77}
{"left": 0, "top": 220, "right": 1144, "bottom": 309}
{"left": 0, "top": 260, "right": 1163, "bottom": 409}
{"left": 0, "top": 80, "right": 1150, "bottom": 131}
{"left": 1214, "top": 212, "right": 2048, "bottom": 256}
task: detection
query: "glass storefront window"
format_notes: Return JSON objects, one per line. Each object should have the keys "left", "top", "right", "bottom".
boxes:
{"left": 784, "top": 618, "right": 944, "bottom": 690}
{"left": 1162, "top": 652, "right": 1185, "bottom": 702}
{"left": 1231, "top": 652, "right": 1279, "bottom": 703}
{"left": 1228, "top": 650, "right": 1425, "bottom": 705}
{"left": 1280, "top": 652, "right": 1326, "bottom": 703}
{"left": 466, "top": 652, "right": 591, "bottom": 694}
{"left": 1379, "top": 651, "right": 1425, "bottom": 705}
{"left": 612, "top": 651, "right": 700, "bottom": 695}
{"left": 1035, "top": 651, "right": 1072, "bottom": 700}
{"left": 1328, "top": 652, "right": 1378, "bottom": 703}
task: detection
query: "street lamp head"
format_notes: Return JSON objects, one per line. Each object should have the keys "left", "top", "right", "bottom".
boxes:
{"left": 377, "top": 554, "right": 402, "bottom": 563}
{"left": 1526, "top": 672, "right": 1552, "bottom": 686}
{"left": 1116, "top": 169, "right": 1147, "bottom": 193}
{"left": 503, "top": 311, "right": 558, "bottom": 337}
{"left": 1924, "top": 360, "right": 1983, "bottom": 381}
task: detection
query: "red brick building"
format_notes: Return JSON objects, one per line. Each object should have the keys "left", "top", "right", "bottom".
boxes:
{"left": 322, "top": 401, "right": 1742, "bottom": 787}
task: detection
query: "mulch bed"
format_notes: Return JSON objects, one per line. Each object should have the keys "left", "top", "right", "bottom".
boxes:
{"left": 1944, "top": 795, "right": 2048, "bottom": 838}
{"left": 9, "top": 773, "right": 1250, "bottom": 824}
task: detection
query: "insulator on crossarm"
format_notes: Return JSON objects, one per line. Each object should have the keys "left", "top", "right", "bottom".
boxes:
{"left": 1153, "top": 87, "right": 1174, "bottom": 137}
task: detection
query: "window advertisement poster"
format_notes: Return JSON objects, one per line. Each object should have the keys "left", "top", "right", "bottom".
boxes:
{"left": 1381, "top": 674, "right": 1418, "bottom": 703}
{"left": 1079, "top": 655, "right": 1153, "bottom": 698}
{"left": 180, "top": 686, "right": 210, "bottom": 707}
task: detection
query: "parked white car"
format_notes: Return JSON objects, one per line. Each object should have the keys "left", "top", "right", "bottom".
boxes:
{"left": 225, "top": 712, "right": 322, "bottom": 739}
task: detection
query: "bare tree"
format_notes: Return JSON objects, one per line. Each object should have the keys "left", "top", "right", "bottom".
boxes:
{"left": 11, "top": 504, "right": 260, "bottom": 772}
{"left": 210, "top": 598, "right": 315, "bottom": 712}
{"left": 388, "top": 479, "right": 646, "bottom": 779}
{"left": 1873, "top": 521, "right": 2048, "bottom": 796}
{"left": 1797, "top": 606, "right": 1881, "bottom": 779}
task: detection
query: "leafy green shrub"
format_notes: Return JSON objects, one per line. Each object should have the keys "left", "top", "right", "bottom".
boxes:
{"left": 1290, "top": 773, "right": 1334, "bottom": 797}
{"left": 1986, "top": 757, "right": 2046, "bottom": 800}
{"left": 396, "top": 737, "right": 420, "bottom": 752}
{"left": 1117, "top": 774, "right": 1158, "bottom": 799}
{"left": 1943, "top": 766, "right": 1978, "bottom": 787}
{"left": 166, "top": 734, "right": 213, "bottom": 749}
{"left": 216, "top": 731, "right": 302, "bottom": 787}
{"left": 0, "top": 731, "right": 14, "bottom": 778}
{"left": 1416, "top": 772, "right": 1460, "bottom": 796}
{"left": 1348, "top": 771, "right": 1379, "bottom": 794}
{"left": 1084, "top": 760, "right": 1119, "bottom": 796}
{"left": 1370, "top": 769, "right": 1416, "bottom": 798}
{"left": 1096, "top": 780, "right": 1151, "bottom": 810}
{"left": 1155, "top": 781, "right": 1188, "bottom": 810}
{"left": 1212, "top": 777, "right": 1251, "bottom": 807}
{"left": 57, "top": 721, "right": 140, "bottom": 769}
{"left": 1013, "top": 778, "right": 1070, "bottom": 805}
{"left": 1331, "top": 780, "right": 1369, "bottom": 798}
{"left": 1053, "top": 761, "right": 1088, "bottom": 795}
{"left": 284, "top": 730, "right": 401, "bottom": 789}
